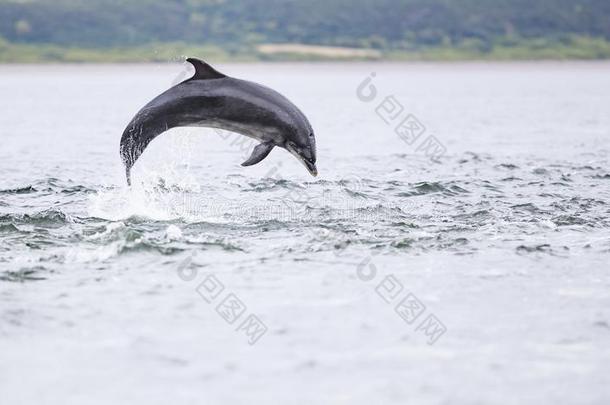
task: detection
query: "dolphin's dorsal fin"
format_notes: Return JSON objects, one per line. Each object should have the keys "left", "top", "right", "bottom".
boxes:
{"left": 186, "top": 58, "right": 226, "bottom": 80}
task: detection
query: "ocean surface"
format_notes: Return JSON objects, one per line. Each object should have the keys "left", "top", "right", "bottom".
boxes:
{"left": 1, "top": 62, "right": 609, "bottom": 404}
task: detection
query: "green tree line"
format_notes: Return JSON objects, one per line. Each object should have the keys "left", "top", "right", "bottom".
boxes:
{"left": 1, "top": 0, "right": 609, "bottom": 60}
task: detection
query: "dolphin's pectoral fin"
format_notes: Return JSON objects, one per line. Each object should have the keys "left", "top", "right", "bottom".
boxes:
{"left": 241, "top": 141, "right": 275, "bottom": 167}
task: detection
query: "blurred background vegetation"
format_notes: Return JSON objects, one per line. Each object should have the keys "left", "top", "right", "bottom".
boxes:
{"left": 1, "top": 0, "right": 609, "bottom": 62}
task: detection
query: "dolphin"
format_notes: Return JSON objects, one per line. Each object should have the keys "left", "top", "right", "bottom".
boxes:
{"left": 119, "top": 58, "right": 317, "bottom": 185}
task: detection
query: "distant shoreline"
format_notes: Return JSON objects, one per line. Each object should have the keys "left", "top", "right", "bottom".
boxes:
{"left": 1, "top": 38, "right": 610, "bottom": 63}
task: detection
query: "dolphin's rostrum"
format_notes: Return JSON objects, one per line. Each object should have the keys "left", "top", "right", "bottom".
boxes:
{"left": 120, "top": 58, "right": 317, "bottom": 185}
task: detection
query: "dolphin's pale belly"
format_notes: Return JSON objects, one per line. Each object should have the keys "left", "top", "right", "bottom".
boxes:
{"left": 178, "top": 117, "right": 285, "bottom": 146}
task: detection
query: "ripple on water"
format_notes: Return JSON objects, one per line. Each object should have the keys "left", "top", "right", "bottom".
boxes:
{"left": 397, "top": 181, "right": 470, "bottom": 197}
{"left": 0, "top": 185, "right": 38, "bottom": 195}
{"left": 0, "top": 223, "right": 20, "bottom": 233}
{"left": 0, "top": 266, "right": 50, "bottom": 282}
{"left": 244, "top": 178, "right": 305, "bottom": 192}
{"left": 0, "top": 209, "right": 73, "bottom": 227}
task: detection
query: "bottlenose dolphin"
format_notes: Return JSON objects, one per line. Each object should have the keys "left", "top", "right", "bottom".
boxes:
{"left": 120, "top": 58, "right": 317, "bottom": 185}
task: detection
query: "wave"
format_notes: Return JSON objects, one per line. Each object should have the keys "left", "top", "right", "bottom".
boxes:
{"left": 0, "top": 209, "right": 73, "bottom": 226}
{"left": 0, "top": 266, "right": 49, "bottom": 282}
{"left": 0, "top": 185, "right": 38, "bottom": 195}
{"left": 397, "top": 181, "right": 470, "bottom": 197}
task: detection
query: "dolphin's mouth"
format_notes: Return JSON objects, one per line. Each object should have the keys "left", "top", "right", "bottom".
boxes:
{"left": 303, "top": 159, "right": 318, "bottom": 177}
{"left": 286, "top": 143, "right": 318, "bottom": 177}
